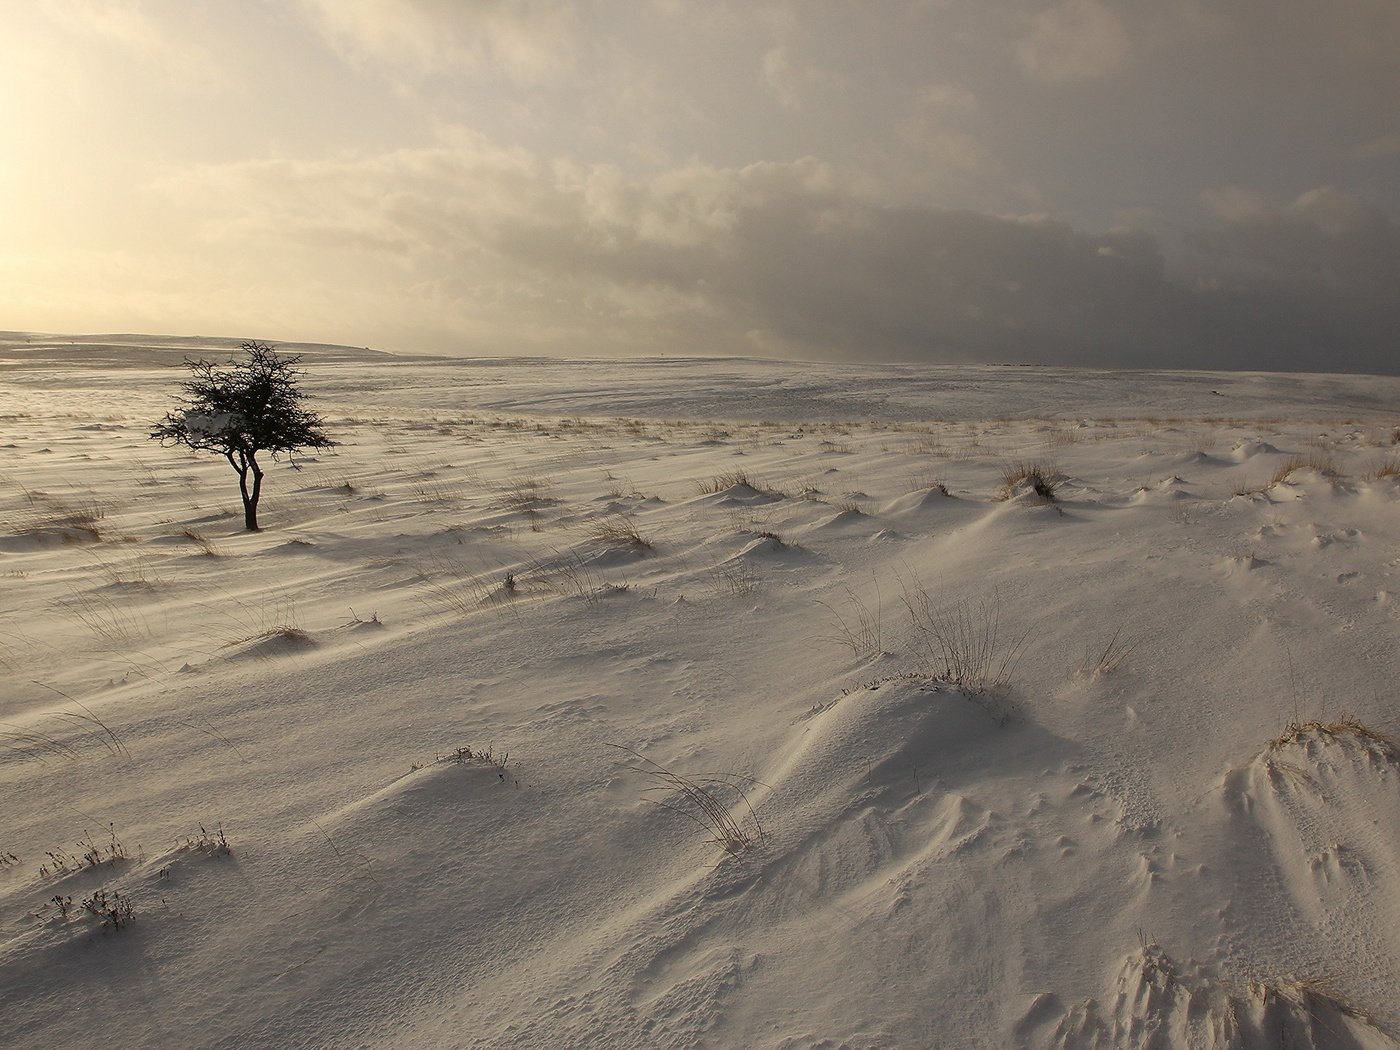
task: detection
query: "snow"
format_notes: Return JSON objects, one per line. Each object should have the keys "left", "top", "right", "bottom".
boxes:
{"left": 179, "top": 411, "right": 243, "bottom": 439}
{"left": 2, "top": 336, "right": 1399, "bottom": 1048}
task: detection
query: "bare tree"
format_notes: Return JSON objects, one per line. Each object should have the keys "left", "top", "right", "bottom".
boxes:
{"left": 151, "top": 342, "right": 335, "bottom": 531}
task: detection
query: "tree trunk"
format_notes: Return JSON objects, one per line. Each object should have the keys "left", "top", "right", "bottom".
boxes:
{"left": 232, "top": 450, "right": 262, "bottom": 531}
{"left": 246, "top": 460, "right": 264, "bottom": 531}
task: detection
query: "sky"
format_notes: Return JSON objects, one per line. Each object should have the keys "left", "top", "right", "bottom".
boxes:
{"left": 2, "top": 0, "right": 1399, "bottom": 371}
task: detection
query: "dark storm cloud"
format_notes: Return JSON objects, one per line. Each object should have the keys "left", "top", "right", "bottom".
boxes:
{"left": 465, "top": 161, "right": 1400, "bottom": 372}
{"left": 8, "top": 1, "right": 1399, "bottom": 369}
{"left": 179, "top": 145, "right": 1398, "bottom": 370}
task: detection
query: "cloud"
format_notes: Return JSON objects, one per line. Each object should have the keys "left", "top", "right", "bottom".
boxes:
{"left": 297, "top": 0, "right": 579, "bottom": 84}
{"left": 1189, "top": 186, "right": 1400, "bottom": 302}
{"left": 1014, "top": 0, "right": 1131, "bottom": 84}
{"left": 760, "top": 45, "right": 838, "bottom": 111}
{"left": 1353, "top": 130, "right": 1400, "bottom": 161}
{"left": 761, "top": 47, "right": 802, "bottom": 110}
{"left": 146, "top": 131, "right": 1400, "bottom": 371}
{"left": 33, "top": 0, "right": 228, "bottom": 91}
{"left": 39, "top": 0, "right": 163, "bottom": 48}
{"left": 1200, "top": 187, "right": 1272, "bottom": 226}
{"left": 158, "top": 126, "right": 545, "bottom": 253}
{"left": 894, "top": 84, "right": 992, "bottom": 181}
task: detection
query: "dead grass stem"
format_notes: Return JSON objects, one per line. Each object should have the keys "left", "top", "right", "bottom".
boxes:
{"left": 609, "top": 743, "right": 766, "bottom": 855}
{"left": 900, "top": 584, "right": 1030, "bottom": 694}
{"left": 998, "top": 461, "right": 1059, "bottom": 501}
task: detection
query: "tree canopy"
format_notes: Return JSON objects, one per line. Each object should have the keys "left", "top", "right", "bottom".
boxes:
{"left": 151, "top": 342, "right": 334, "bottom": 530}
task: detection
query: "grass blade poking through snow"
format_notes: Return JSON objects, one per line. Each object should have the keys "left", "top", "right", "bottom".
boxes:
{"left": 899, "top": 583, "right": 1030, "bottom": 695}
{"left": 816, "top": 583, "right": 886, "bottom": 660}
{"left": 609, "top": 744, "right": 767, "bottom": 856}
{"left": 31, "top": 681, "right": 130, "bottom": 762}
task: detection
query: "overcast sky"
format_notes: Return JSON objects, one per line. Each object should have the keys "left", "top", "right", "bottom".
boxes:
{"left": 4, "top": 1, "right": 1398, "bottom": 370}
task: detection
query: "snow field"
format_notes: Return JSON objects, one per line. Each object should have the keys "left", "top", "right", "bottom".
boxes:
{"left": 2, "top": 344, "right": 1400, "bottom": 1047}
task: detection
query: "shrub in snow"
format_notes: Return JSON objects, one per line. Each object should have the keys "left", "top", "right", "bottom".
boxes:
{"left": 151, "top": 342, "right": 335, "bottom": 531}
{"left": 998, "top": 460, "right": 1059, "bottom": 502}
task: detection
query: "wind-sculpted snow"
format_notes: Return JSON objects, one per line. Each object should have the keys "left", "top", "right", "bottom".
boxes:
{"left": 2, "top": 341, "right": 1399, "bottom": 1047}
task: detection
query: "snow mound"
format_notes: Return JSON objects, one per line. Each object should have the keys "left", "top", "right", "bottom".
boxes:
{"left": 457, "top": 680, "right": 1011, "bottom": 1047}
{"left": 1218, "top": 723, "right": 1400, "bottom": 1014}
{"left": 0, "top": 526, "right": 104, "bottom": 549}
{"left": 710, "top": 482, "right": 782, "bottom": 507}
{"left": 731, "top": 534, "right": 804, "bottom": 560}
{"left": 268, "top": 538, "right": 316, "bottom": 554}
{"left": 323, "top": 753, "right": 517, "bottom": 831}
{"left": 582, "top": 543, "right": 651, "bottom": 567}
{"left": 1003, "top": 471, "right": 1065, "bottom": 505}
{"left": 765, "top": 679, "right": 998, "bottom": 823}
{"left": 879, "top": 486, "right": 952, "bottom": 515}
{"left": 218, "top": 627, "right": 319, "bottom": 661}
{"left": 1173, "top": 450, "right": 1215, "bottom": 466}
{"left": 1131, "top": 476, "right": 1197, "bottom": 503}
{"left": 1223, "top": 552, "right": 1268, "bottom": 573}
{"left": 1019, "top": 944, "right": 1394, "bottom": 1049}
{"left": 1232, "top": 440, "right": 1281, "bottom": 461}
{"left": 808, "top": 507, "right": 866, "bottom": 531}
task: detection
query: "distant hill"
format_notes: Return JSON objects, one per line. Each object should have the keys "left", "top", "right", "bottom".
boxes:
{"left": 0, "top": 333, "right": 406, "bottom": 369}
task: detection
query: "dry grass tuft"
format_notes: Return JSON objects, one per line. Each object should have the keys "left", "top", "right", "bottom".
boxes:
{"left": 1366, "top": 455, "right": 1400, "bottom": 481}
{"left": 526, "top": 550, "right": 629, "bottom": 606}
{"left": 212, "top": 597, "right": 314, "bottom": 651}
{"left": 998, "top": 461, "right": 1058, "bottom": 501}
{"left": 1269, "top": 455, "right": 1307, "bottom": 487}
{"left": 60, "top": 589, "right": 150, "bottom": 648}
{"left": 1270, "top": 451, "right": 1338, "bottom": 487}
{"left": 409, "top": 478, "right": 470, "bottom": 506}
{"left": 1078, "top": 627, "right": 1136, "bottom": 677}
{"left": 175, "top": 526, "right": 220, "bottom": 556}
{"left": 903, "top": 471, "right": 950, "bottom": 495}
{"left": 1268, "top": 717, "right": 1400, "bottom": 759}
{"left": 10, "top": 490, "right": 111, "bottom": 542}
{"left": 28, "top": 682, "right": 131, "bottom": 762}
{"left": 696, "top": 470, "right": 779, "bottom": 496}
{"left": 233, "top": 625, "right": 314, "bottom": 647}
{"left": 709, "top": 561, "right": 759, "bottom": 597}
{"left": 601, "top": 473, "right": 643, "bottom": 501}
{"left": 750, "top": 528, "right": 795, "bottom": 549}
{"left": 499, "top": 477, "right": 553, "bottom": 529}
{"left": 907, "top": 434, "right": 947, "bottom": 456}
{"left": 417, "top": 556, "right": 523, "bottom": 619}
{"left": 1243, "top": 974, "right": 1381, "bottom": 1029}
{"left": 178, "top": 823, "right": 232, "bottom": 856}
{"left": 584, "top": 514, "right": 652, "bottom": 550}
{"left": 817, "top": 585, "right": 885, "bottom": 660}
{"left": 1, "top": 720, "right": 81, "bottom": 765}
{"left": 900, "top": 584, "right": 1030, "bottom": 695}
{"left": 610, "top": 743, "right": 766, "bottom": 856}
{"left": 436, "top": 743, "right": 512, "bottom": 784}
{"left": 85, "top": 550, "right": 163, "bottom": 589}
{"left": 79, "top": 888, "right": 136, "bottom": 932}
{"left": 39, "top": 823, "right": 129, "bottom": 877}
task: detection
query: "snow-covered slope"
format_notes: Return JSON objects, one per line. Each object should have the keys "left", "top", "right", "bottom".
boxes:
{"left": 2, "top": 342, "right": 1398, "bottom": 1048}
